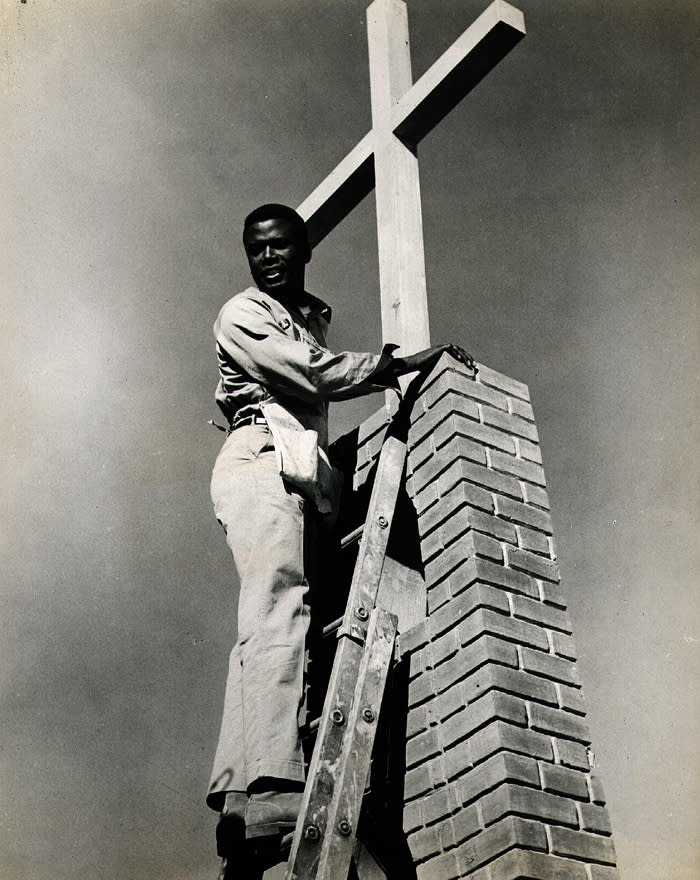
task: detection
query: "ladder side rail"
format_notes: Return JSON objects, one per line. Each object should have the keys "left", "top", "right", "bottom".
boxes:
{"left": 314, "top": 607, "right": 397, "bottom": 880}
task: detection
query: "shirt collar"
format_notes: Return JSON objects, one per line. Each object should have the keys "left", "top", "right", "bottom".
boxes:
{"left": 254, "top": 285, "right": 332, "bottom": 324}
{"left": 302, "top": 291, "right": 332, "bottom": 323}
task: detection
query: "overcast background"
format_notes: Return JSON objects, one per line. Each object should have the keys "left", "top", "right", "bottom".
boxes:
{"left": 1, "top": 1, "right": 698, "bottom": 878}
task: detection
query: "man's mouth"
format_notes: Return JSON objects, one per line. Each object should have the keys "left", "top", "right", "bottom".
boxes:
{"left": 262, "top": 268, "right": 284, "bottom": 282}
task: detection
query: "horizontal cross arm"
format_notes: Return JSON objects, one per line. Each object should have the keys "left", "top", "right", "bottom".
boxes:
{"left": 393, "top": 0, "right": 525, "bottom": 145}
{"left": 297, "top": 131, "right": 375, "bottom": 249}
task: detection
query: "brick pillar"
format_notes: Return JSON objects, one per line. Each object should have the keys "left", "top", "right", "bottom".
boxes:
{"left": 340, "top": 355, "right": 619, "bottom": 880}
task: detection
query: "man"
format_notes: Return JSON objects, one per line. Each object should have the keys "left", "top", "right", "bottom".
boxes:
{"left": 206, "top": 203, "right": 475, "bottom": 859}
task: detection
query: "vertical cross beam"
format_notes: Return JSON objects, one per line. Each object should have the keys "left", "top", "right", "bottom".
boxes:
{"left": 368, "top": 0, "right": 430, "bottom": 354}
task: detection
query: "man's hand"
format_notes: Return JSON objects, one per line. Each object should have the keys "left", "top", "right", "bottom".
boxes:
{"left": 393, "top": 343, "right": 477, "bottom": 377}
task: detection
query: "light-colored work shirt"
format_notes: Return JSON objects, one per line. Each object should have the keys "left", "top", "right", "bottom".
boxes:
{"left": 213, "top": 286, "right": 397, "bottom": 511}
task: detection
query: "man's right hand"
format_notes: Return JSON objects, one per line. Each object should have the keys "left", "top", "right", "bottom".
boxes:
{"left": 392, "top": 343, "right": 477, "bottom": 377}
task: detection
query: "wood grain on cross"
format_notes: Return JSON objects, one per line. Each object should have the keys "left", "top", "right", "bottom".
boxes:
{"left": 297, "top": 0, "right": 525, "bottom": 353}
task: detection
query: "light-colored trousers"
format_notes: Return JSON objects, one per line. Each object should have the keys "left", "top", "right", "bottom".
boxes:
{"left": 206, "top": 424, "right": 313, "bottom": 811}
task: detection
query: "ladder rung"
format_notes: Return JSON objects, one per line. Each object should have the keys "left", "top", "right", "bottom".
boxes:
{"left": 340, "top": 524, "right": 364, "bottom": 550}
{"left": 322, "top": 615, "right": 343, "bottom": 638}
{"left": 299, "top": 716, "right": 321, "bottom": 741}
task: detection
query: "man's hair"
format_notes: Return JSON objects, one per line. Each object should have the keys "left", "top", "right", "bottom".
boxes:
{"left": 243, "top": 204, "right": 310, "bottom": 255}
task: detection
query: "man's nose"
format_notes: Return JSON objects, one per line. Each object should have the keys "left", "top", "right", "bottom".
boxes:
{"left": 262, "top": 245, "right": 274, "bottom": 259}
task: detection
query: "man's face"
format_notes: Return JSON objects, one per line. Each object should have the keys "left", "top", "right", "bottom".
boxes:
{"left": 243, "top": 218, "right": 309, "bottom": 298}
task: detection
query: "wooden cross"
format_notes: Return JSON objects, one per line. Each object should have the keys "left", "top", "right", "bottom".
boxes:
{"left": 297, "top": 0, "right": 525, "bottom": 354}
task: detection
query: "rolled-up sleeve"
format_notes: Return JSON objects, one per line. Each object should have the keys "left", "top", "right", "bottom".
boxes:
{"left": 215, "top": 296, "right": 398, "bottom": 403}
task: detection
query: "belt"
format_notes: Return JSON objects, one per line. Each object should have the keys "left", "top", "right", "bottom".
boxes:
{"left": 228, "top": 413, "right": 267, "bottom": 434}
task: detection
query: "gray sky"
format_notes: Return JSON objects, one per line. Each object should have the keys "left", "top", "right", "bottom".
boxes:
{"left": 1, "top": 1, "right": 698, "bottom": 878}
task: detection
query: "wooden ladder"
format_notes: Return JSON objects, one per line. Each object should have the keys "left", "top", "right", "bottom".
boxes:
{"left": 283, "top": 388, "right": 419, "bottom": 880}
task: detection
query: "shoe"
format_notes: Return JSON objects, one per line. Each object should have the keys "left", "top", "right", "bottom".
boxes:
{"left": 245, "top": 790, "right": 302, "bottom": 839}
{"left": 216, "top": 791, "right": 248, "bottom": 858}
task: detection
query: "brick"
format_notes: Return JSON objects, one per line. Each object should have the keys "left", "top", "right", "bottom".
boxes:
{"left": 541, "top": 763, "right": 589, "bottom": 799}
{"left": 459, "top": 752, "right": 540, "bottom": 806}
{"left": 408, "top": 825, "right": 441, "bottom": 861}
{"left": 589, "top": 866, "right": 621, "bottom": 880}
{"left": 508, "top": 397, "right": 535, "bottom": 421}
{"left": 408, "top": 432, "right": 436, "bottom": 471}
{"left": 406, "top": 728, "right": 441, "bottom": 769}
{"left": 472, "top": 558, "right": 540, "bottom": 598}
{"left": 551, "top": 631, "right": 577, "bottom": 661}
{"left": 357, "top": 428, "right": 389, "bottom": 464}
{"left": 579, "top": 802, "right": 613, "bottom": 834}
{"left": 427, "top": 754, "right": 447, "bottom": 788}
{"left": 460, "top": 609, "right": 550, "bottom": 652}
{"left": 482, "top": 406, "right": 540, "bottom": 443}
{"left": 438, "top": 454, "right": 523, "bottom": 501}
{"left": 403, "top": 799, "right": 423, "bottom": 834}
{"left": 435, "top": 635, "right": 519, "bottom": 694}
{"left": 540, "top": 580, "right": 568, "bottom": 609}
{"left": 456, "top": 816, "right": 546, "bottom": 874}
{"left": 470, "top": 721, "right": 554, "bottom": 765}
{"left": 481, "top": 784, "right": 578, "bottom": 828}
{"left": 452, "top": 804, "right": 481, "bottom": 844}
{"left": 519, "top": 438, "right": 542, "bottom": 463}
{"left": 430, "top": 581, "right": 510, "bottom": 639}
{"left": 412, "top": 478, "right": 439, "bottom": 515}
{"left": 469, "top": 510, "right": 518, "bottom": 544}
{"left": 408, "top": 666, "right": 435, "bottom": 707}
{"left": 471, "top": 532, "right": 505, "bottom": 563}
{"left": 409, "top": 646, "right": 430, "bottom": 682}
{"left": 549, "top": 827, "right": 616, "bottom": 864}
{"left": 405, "top": 763, "right": 432, "bottom": 801}
{"left": 477, "top": 366, "right": 530, "bottom": 401}
{"left": 589, "top": 775, "right": 607, "bottom": 805}
{"left": 517, "top": 525, "right": 551, "bottom": 555}
{"left": 521, "top": 482, "right": 550, "bottom": 510}
{"left": 464, "top": 665, "right": 558, "bottom": 707}
{"left": 442, "top": 692, "right": 527, "bottom": 748}
{"left": 443, "top": 739, "right": 471, "bottom": 781}
{"left": 435, "top": 412, "right": 517, "bottom": 455}
{"left": 423, "top": 784, "right": 459, "bottom": 826}
{"left": 407, "top": 704, "right": 431, "bottom": 739}
{"left": 554, "top": 738, "right": 591, "bottom": 771}
{"left": 489, "top": 449, "right": 546, "bottom": 486}
{"left": 436, "top": 816, "right": 457, "bottom": 849}
{"left": 398, "top": 620, "right": 428, "bottom": 657}
{"left": 427, "top": 579, "right": 450, "bottom": 614}
{"left": 522, "top": 648, "right": 581, "bottom": 686}
{"left": 435, "top": 682, "right": 465, "bottom": 722}
{"left": 558, "top": 683, "right": 586, "bottom": 715}
{"left": 416, "top": 850, "right": 460, "bottom": 880}
{"left": 495, "top": 496, "right": 552, "bottom": 533}
{"left": 431, "top": 627, "right": 460, "bottom": 668}
{"left": 506, "top": 546, "right": 560, "bottom": 582}
{"left": 512, "top": 595, "right": 573, "bottom": 633}
{"left": 529, "top": 704, "right": 591, "bottom": 744}
{"left": 357, "top": 406, "right": 391, "bottom": 443}
{"left": 485, "top": 849, "right": 589, "bottom": 880}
